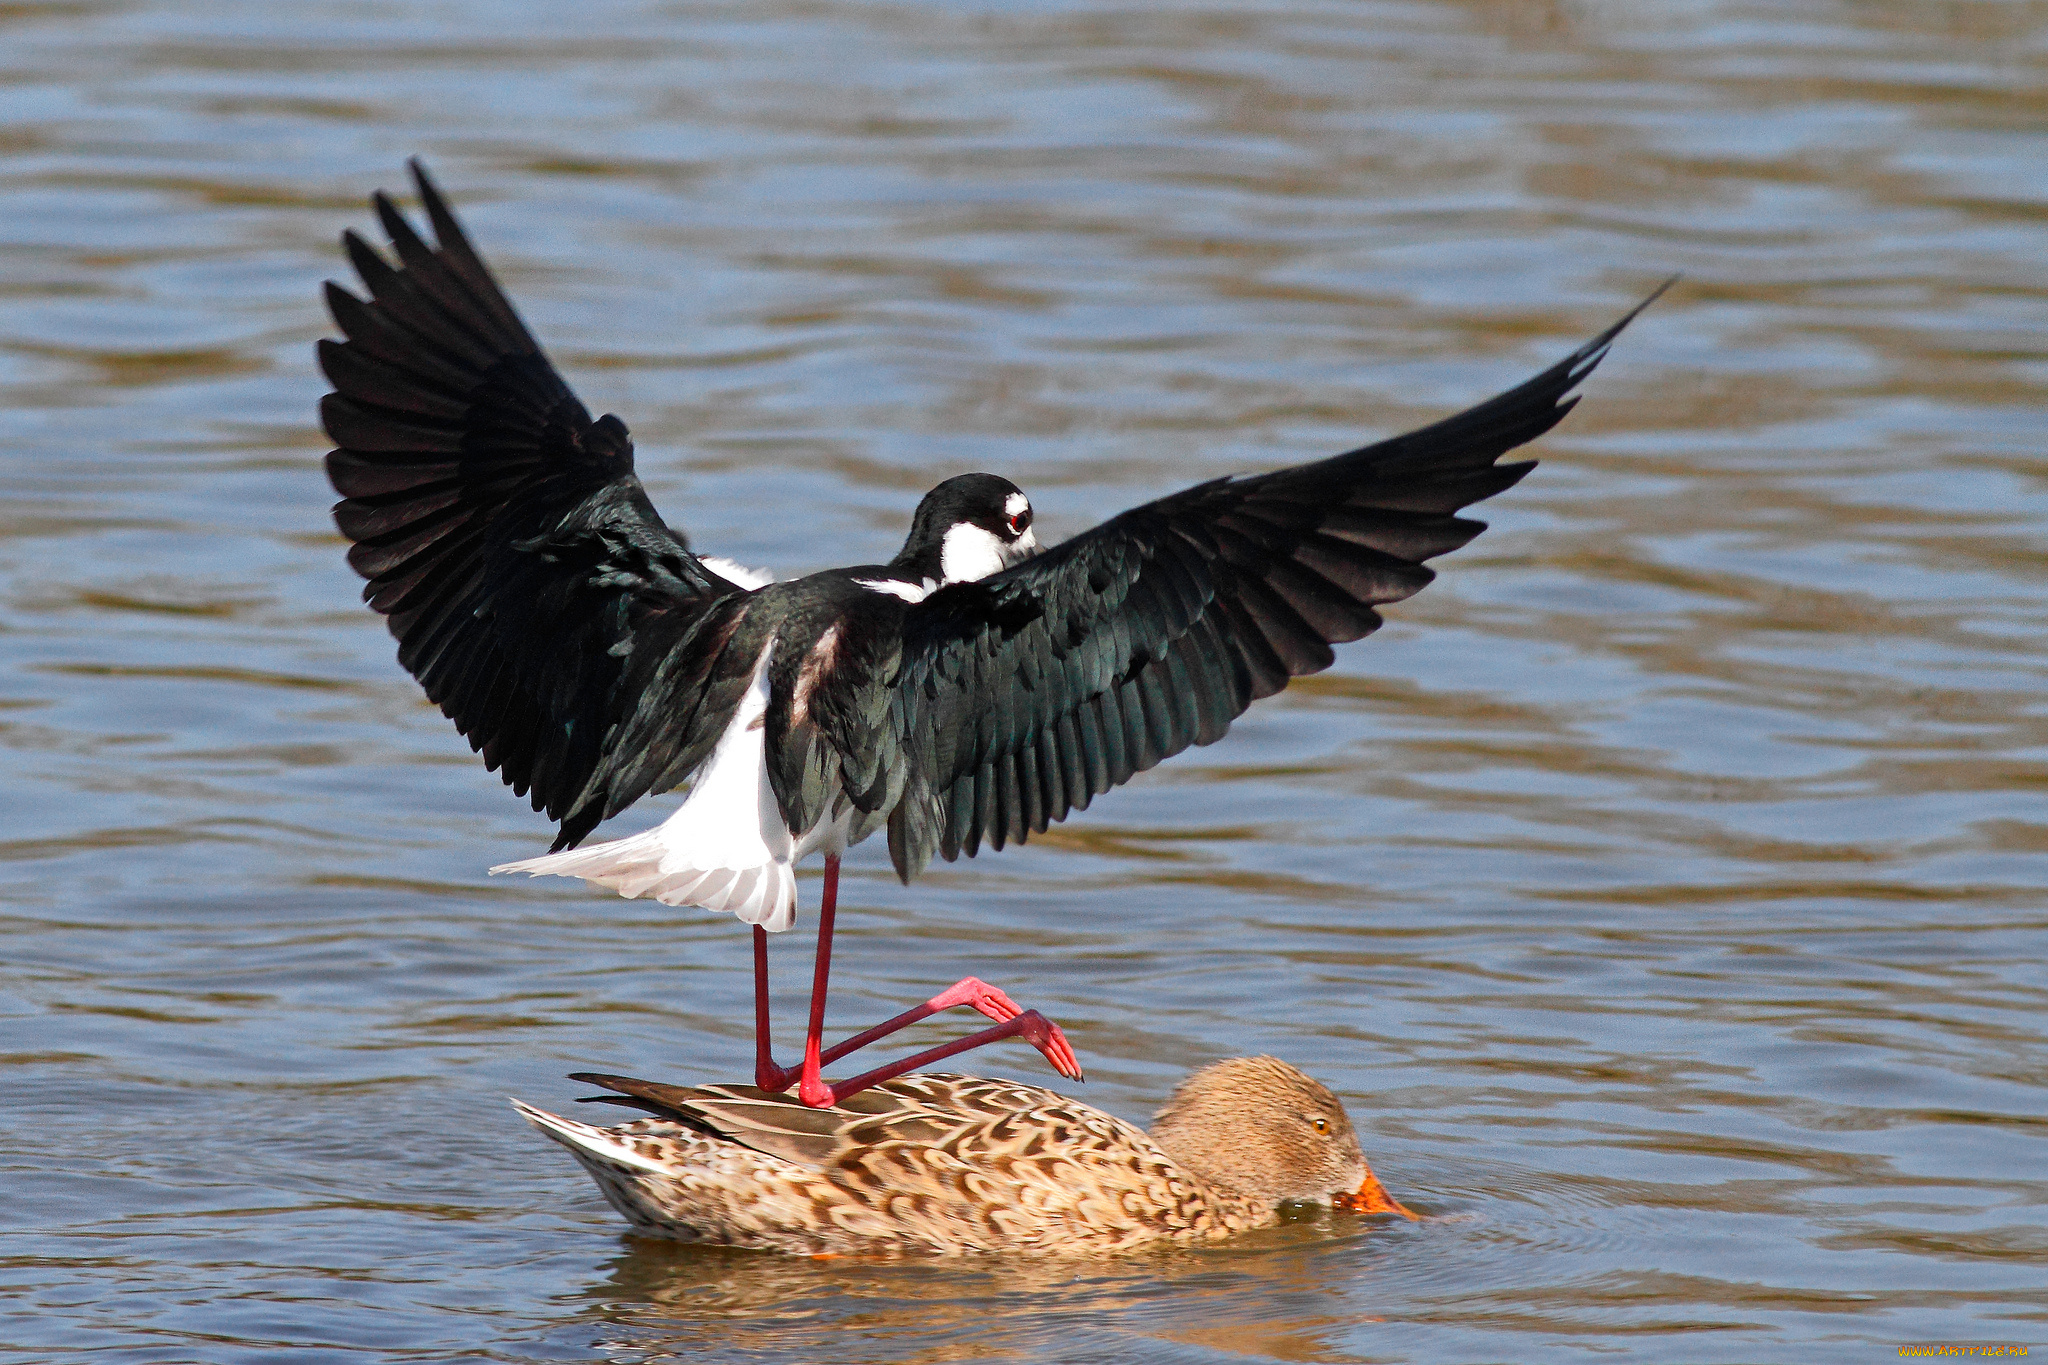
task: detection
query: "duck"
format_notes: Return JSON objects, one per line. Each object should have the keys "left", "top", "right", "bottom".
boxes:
{"left": 321, "top": 160, "right": 1665, "bottom": 1107}
{"left": 512, "top": 1056, "right": 1418, "bottom": 1255}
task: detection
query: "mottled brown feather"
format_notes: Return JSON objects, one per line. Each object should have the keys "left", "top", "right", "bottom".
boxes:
{"left": 516, "top": 1058, "right": 1411, "bottom": 1255}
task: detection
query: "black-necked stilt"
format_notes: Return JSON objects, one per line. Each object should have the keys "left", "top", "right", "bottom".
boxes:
{"left": 322, "top": 162, "right": 1663, "bottom": 1107}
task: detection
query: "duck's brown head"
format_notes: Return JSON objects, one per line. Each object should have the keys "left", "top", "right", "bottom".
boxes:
{"left": 1148, "top": 1056, "right": 1417, "bottom": 1219}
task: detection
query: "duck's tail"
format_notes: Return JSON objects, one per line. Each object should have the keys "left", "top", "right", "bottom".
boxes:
{"left": 514, "top": 1096, "right": 807, "bottom": 1247}
{"left": 515, "top": 1097, "right": 706, "bottom": 1239}
{"left": 511, "top": 1098, "right": 676, "bottom": 1176}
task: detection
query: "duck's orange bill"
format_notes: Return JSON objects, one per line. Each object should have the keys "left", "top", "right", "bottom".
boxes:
{"left": 1334, "top": 1171, "right": 1420, "bottom": 1221}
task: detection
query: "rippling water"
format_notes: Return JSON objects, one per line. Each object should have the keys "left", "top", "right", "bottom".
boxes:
{"left": 4, "top": 1, "right": 2044, "bottom": 1360}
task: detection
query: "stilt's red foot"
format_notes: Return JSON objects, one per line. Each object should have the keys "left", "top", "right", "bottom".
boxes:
{"left": 925, "top": 977, "right": 1021, "bottom": 1023}
{"left": 812, "top": 975, "right": 1048, "bottom": 1070}
{"left": 1016, "top": 1010, "right": 1084, "bottom": 1081}
{"left": 793, "top": 1006, "right": 1086, "bottom": 1108}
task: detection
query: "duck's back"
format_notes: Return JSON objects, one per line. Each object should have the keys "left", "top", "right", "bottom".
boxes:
{"left": 518, "top": 1073, "right": 1260, "bottom": 1254}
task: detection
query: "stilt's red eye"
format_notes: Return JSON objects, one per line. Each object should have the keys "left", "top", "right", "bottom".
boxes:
{"left": 1007, "top": 509, "right": 1032, "bottom": 536}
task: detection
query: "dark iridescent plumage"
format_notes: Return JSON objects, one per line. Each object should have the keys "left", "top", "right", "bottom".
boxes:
{"left": 323, "top": 161, "right": 1661, "bottom": 882}
{"left": 323, "top": 161, "right": 1661, "bottom": 1108}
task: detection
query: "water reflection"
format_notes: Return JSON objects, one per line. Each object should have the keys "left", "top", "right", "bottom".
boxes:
{"left": 577, "top": 1221, "right": 1404, "bottom": 1364}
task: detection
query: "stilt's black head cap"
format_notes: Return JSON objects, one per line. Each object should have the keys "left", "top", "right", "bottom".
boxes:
{"left": 891, "top": 473, "right": 1039, "bottom": 583}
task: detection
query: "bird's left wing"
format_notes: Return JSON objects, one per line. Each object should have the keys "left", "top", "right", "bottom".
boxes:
{"left": 321, "top": 162, "right": 761, "bottom": 850}
{"left": 884, "top": 289, "right": 1665, "bottom": 878}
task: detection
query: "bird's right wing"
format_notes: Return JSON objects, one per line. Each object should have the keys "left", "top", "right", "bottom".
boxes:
{"left": 885, "top": 286, "right": 1667, "bottom": 878}
{"left": 321, "top": 162, "right": 761, "bottom": 849}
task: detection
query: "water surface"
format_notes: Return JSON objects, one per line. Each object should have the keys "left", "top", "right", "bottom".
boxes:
{"left": 2, "top": 1, "right": 2045, "bottom": 1360}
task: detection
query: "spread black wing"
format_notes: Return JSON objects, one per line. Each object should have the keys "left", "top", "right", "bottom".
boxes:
{"left": 885, "top": 287, "right": 1666, "bottom": 878}
{"left": 321, "top": 161, "right": 761, "bottom": 850}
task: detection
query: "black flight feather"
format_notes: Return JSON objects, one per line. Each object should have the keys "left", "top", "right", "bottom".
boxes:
{"left": 883, "top": 280, "right": 1671, "bottom": 876}
{"left": 321, "top": 161, "right": 756, "bottom": 850}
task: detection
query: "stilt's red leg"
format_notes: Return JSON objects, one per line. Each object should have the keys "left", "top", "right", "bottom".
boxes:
{"left": 753, "top": 926, "right": 792, "bottom": 1093}
{"left": 795, "top": 855, "right": 842, "bottom": 1107}
{"left": 802, "top": 1010, "right": 1082, "bottom": 1108}
{"left": 754, "top": 856, "right": 841, "bottom": 1096}
{"left": 754, "top": 853, "right": 1083, "bottom": 1108}
{"left": 817, "top": 977, "right": 1068, "bottom": 1069}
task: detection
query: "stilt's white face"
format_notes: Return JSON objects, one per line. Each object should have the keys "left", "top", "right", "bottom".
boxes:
{"left": 939, "top": 490, "right": 1039, "bottom": 583}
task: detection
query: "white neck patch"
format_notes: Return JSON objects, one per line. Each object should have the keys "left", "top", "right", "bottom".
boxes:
{"left": 939, "top": 522, "right": 1009, "bottom": 584}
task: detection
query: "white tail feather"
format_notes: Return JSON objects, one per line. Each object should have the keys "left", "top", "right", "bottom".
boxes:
{"left": 492, "top": 827, "right": 799, "bottom": 931}
{"left": 490, "top": 644, "right": 802, "bottom": 932}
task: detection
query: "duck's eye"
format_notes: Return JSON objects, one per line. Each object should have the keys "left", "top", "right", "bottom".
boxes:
{"left": 1311, "top": 1116, "right": 1330, "bottom": 1134}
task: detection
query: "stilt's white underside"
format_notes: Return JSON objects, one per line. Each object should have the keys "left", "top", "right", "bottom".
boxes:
{"left": 490, "top": 643, "right": 848, "bottom": 933}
